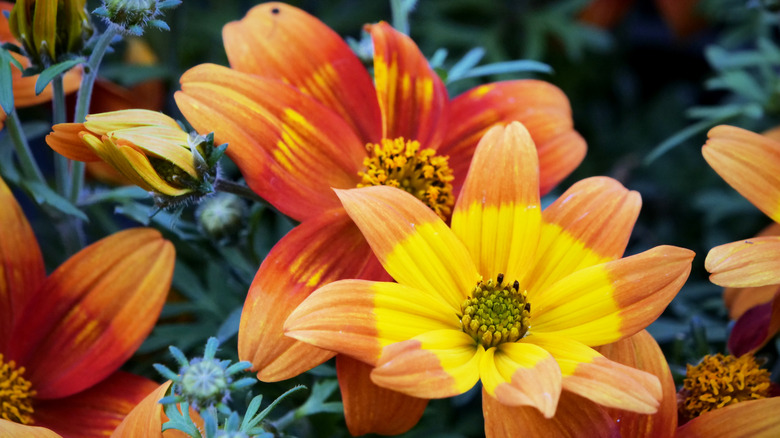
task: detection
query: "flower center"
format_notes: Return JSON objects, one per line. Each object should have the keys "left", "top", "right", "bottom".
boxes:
{"left": 459, "top": 274, "right": 531, "bottom": 348}
{"left": 0, "top": 353, "right": 35, "bottom": 425}
{"left": 180, "top": 358, "right": 229, "bottom": 406}
{"left": 680, "top": 353, "right": 770, "bottom": 420}
{"left": 358, "top": 138, "right": 454, "bottom": 220}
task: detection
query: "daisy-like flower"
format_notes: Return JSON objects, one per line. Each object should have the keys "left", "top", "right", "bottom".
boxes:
{"left": 0, "top": 175, "right": 175, "bottom": 436}
{"left": 285, "top": 122, "right": 694, "bottom": 436}
{"left": 702, "top": 125, "right": 780, "bottom": 356}
{"left": 175, "top": 3, "right": 586, "bottom": 434}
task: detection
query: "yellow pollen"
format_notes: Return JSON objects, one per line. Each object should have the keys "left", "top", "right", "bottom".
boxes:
{"left": 459, "top": 274, "right": 531, "bottom": 348}
{"left": 0, "top": 353, "right": 35, "bottom": 425}
{"left": 358, "top": 137, "right": 454, "bottom": 220}
{"left": 680, "top": 353, "right": 770, "bottom": 420}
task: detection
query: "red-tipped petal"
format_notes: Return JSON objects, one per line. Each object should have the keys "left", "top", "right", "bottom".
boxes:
{"left": 222, "top": 2, "right": 380, "bottom": 143}
{"left": 440, "top": 80, "right": 586, "bottom": 195}
{"left": 34, "top": 372, "right": 159, "bottom": 438}
{"left": 337, "top": 355, "right": 427, "bottom": 436}
{"left": 239, "top": 211, "right": 382, "bottom": 381}
{"left": 728, "top": 290, "right": 780, "bottom": 356}
{"left": 176, "top": 64, "right": 366, "bottom": 222}
{"left": 0, "top": 177, "right": 44, "bottom": 351}
{"left": 706, "top": 237, "right": 780, "bottom": 288}
{"left": 369, "top": 22, "right": 448, "bottom": 148}
{"left": 11, "top": 229, "right": 174, "bottom": 399}
{"left": 676, "top": 397, "right": 780, "bottom": 438}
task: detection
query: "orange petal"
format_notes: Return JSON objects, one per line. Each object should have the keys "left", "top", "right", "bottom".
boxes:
{"left": 728, "top": 290, "right": 780, "bottom": 356}
{"left": 526, "top": 176, "right": 641, "bottom": 294}
{"left": 480, "top": 342, "right": 561, "bottom": 417}
{"left": 656, "top": 0, "right": 706, "bottom": 39}
{"left": 595, "top": 330, "right": 678, "bottom": 438}
{"left": 451, "top": 122, "right": 542, "bottom": 283}
{"left": 703, "top": 125, "right": 780, "bottom": 223}
{"left": 222, "top": 2, "right": 380, "bottom": 143}
{"left": 371, "top": 330, "right": 482, "bottom": 399}
{"left": 439, "top": 80, "right": 586, "bottom": 195}
{"left": 705, "top": 237, "right": 780, "bottom": 288}
{"left": 337, "top": 355, "right": 427, "bottom": 436}
{"left": 532, "top": 246, "right": 694, "bottom": 345}
{"left": 528, "top": 334, "right": 662, "bottom": 414}
{"left": 176, "top": 64, "right": 365, "bottom": 222}
{"left": 676, "top": 397, "right": 780, "bottom": 438}
{"left": 723, "top": 224, "right": 780, "bottom": 318}
{"left": 46, "top": 123, "right": 101, "bottom": 162}
{"left": 10, "top": 229, "right": 174, "bottom": 399}
{"left": 110, "top": 381, "right": 195, "bottom": 438}
{"left": 239, "top": 211, "right": 379, "bottom": 381}
{"left": 34, "top": 371, "right": 159, "bottom": 437}
{"left": 369, "top": 21, "right": 448, "bottom": 148}
{"left": 0, "top": 421, "right": 62, "bottom": 437}
{"left": 579, "top": 0, "right": 634, "bottom": 28}
{"left": 482, "top": 388, "right": 619, "bottom": 438}
{"left": 0, "top": 177, "right": 44, "bottom": 352}
{"left": 336, "top": 186, "right": 479, "bottom": 310}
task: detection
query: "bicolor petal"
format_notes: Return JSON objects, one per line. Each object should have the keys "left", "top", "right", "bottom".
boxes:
{"left": 285, "top": 279, "right": 458, "bottom": 366}
{"left": 239, "top": 211, "right": 376, "bottom": 381}
{"left": 703, "top": 125, "right": 780, "bottom": 223}
{"left": 451, "top": 122, "right": 542, "bottom": 283}
{"left": 482, "top": 389, "right": 619, "bottom": 438}
{"left": 371, "top": 330, "right": 482, "bottom": 399}
{"left": 369, "top": 21, "right": 448, "bottom": 148}
{"left": 10, "top": 228, "right": 174, "bottom": 399}
{"left": 46, "top": 123, "right": 101, "bottom": 162}
{"left": 336, "top": 355, "right": 427, "bottom": 436}
{"left": 439, "top": 80, "right": 586, "bottom": 195}
{"left": 526, "top": 176, "right": 641, "bottom": 295}
{"left": 0, "top": 177, "right": 44, "bottom": 352}
{"left": 221, "top": 2, "right": 380, "bottom": 143}
{"left": 705, "top": 237, "right": 780, "bottom": 287}
{"left": 727, "top": 290, "right": 780, "bottom": 356}
{"left": 676, "top": 397, "right": 780, "bottom": 438}
{"left": 176, "top": 64, "right": 366, "bottom": 222}
{"left": 479, "top": 342, "right": 561, "bottom": 417}
{"left": 336, "top": 186, "right": 479, "bottom": 309}
{"left": 528, "top": 333, "right": 662, "bottom": 414}
{"left": 532, "top": 246, "right": 694, "bottom": 345}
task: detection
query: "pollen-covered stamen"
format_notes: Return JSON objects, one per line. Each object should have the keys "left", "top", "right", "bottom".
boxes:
{"left": 459, "top": 274, "right": 531, "bottom": 349}
{"left": 358, "top": 137, "right": 454, "bottom": 220}
{"left": 0, "top": 353, "right": 35, "bottom": 425}
{"left": 679, "top": 353, "right": 771, "bottom": 420}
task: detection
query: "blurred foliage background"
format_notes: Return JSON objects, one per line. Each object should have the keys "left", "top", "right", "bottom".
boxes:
{"left": 8, "top": 0, "right": 780, "bottom": 436}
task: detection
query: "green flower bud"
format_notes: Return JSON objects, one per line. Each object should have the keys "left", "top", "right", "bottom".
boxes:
{"left": 197, "top": 193, "right": 246, "bottom": 242}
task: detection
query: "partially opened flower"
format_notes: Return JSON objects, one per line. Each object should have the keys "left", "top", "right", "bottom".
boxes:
{"left": 285, "top": 122, "right": 694, "bottom": 436}
{"left": 175, "top": 3, "right": 586, "bottom": 434}
{"left": 702, "top": 125, "right": 780, "bottom": 355}
{"left": 0, "top": 175, "right": 175, "bottom": 436}
{"left": 45, "top": 109, "right": 225, "bottom": 205}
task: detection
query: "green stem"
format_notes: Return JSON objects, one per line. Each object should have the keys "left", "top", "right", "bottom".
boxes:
{"left": 51, "top": 75, "right": 70, "bottom": 195}
{"left": 213, "top": 178, "right": 264, "bottom": 203}
{"left": 6, "top": 109, "right": 46, "bottom": 185}
{"left": 390, "top": 0, "right": 413, "bottom": 35}
{"left": 68, "top": 24, "right": 121, "bottom": 203}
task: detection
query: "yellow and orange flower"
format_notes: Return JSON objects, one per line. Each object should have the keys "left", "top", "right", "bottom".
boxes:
{"left": 0, "top": 175, "right": 175, "bottom": 436}
{"left": 702, "top": 125, "right": 780, "bottom": 356}
{"left": 285, "top": 122, "right": 693, "bottom": 435}
{"left": 174, "top": 3, "right": 587, "bottom": 434}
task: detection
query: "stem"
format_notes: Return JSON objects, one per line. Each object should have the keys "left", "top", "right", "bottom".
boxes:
{"left": 6, "top": 109, "right": 46, "bottom": 185}
{"left": 68, "top": 25, "right": 121, "bottom": 203}
{"left": 51, "top": 75, "right": 70, "bottom": 195}
{"left": 390, "top": 0, "right": 411, "bottom": 35}
{"left": 213, "top": 178, "right": 264, "bottom": 203}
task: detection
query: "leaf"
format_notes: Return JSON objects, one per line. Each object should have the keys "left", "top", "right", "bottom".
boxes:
{"left": 34, "top": 58, "right": 83, "bottom": 95}
{"left": 216, "top": 306, "right": 243, "bottom": 343}
{"left": 78, "top": 186, "right": 149, "bottom": 206}
{"left": 21, "top": 180, "right": 88, "bottom": 221}
{"left": 446, "top": 47, "right": 485, "bottom": 82}
{"left": 452, "top": 59, "right": 553, "bottom": 81}
{"left": 0, "top": 50, "right": 17, "bottom": 112}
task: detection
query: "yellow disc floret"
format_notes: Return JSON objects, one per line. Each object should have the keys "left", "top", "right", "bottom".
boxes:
{"left": 358, "top": 138, "right": 454, "bottom": 220}
{"left": 459, "top": 274, "right": 531, "bottom": 349}
{"left": 680, "top": 353, "right": 771, "bottom": 420}
{"left": 0, "top": 353, "right": 35, "bottom": 424}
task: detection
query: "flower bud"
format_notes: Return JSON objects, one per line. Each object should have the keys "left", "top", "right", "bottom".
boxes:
{"left": 95, "top": 0, "right": 181, "bottom": 35}
{"left": 197, "top": 193, "right": 246, "bottom": 242}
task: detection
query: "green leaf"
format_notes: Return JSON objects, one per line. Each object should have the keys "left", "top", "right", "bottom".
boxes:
{"left": 78, "top": 186, "right": 150, "bottom": 206}
{"left": 452, "top": 59, "right": 553, "bottom": 81}
{"left": 447, "top": 47, "right": 485, "bottom": 83}
{"left": 21, "top": 180, "right": 88, "bottom": 221}
{"left": 34, "top": 58, "right": 83, "bottom": 95}
{"left": 0, "top": 50, "right": 17, "bottom": 112}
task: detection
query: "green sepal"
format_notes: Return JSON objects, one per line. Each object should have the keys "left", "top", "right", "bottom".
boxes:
{"left": 35, "top": 58, "right": 84, "bottom": 95}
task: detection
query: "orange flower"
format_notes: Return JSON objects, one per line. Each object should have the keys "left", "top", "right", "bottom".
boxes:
{"left": 580, "top": 0, "right": 705, "bottom": 38}
{"left": 0, "top": 175, "right": 175, "bottom": 436}
{"left": 175, "top": 3, "right": 586, "bottom": 434}
{"left": 703, "top": 125, "right": 780, "bottom": 355}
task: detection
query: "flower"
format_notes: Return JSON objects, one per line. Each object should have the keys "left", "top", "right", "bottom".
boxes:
{"left": 285, "top": 122, "right": 694, "bottom": 435}
{"left": 45, "top": 109, "right": 225, "bottom": 206}
{"left": 702, "top": 125, "right": 780, "bottom": 356}
{"left": 0, "top": 175, "right": 175, "bottom": 436}
{"left": 175, "top": 3, "right": 586, "bottom": 434}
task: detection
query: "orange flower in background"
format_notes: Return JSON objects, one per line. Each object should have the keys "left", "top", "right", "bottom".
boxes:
{"left": 580, "top": 0, "right": 705, "bottom": 38}
{"left": 702, "top": 125, "right": 780, "bottom": 356}
{"left": 285, "top": 122, "right": 693, "bottom": 436}
{"left": 175, "top": 2, "right": 587, "bottom": 434}
{"left": 0, "top": 175, "right": 175, "bottom": 436}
